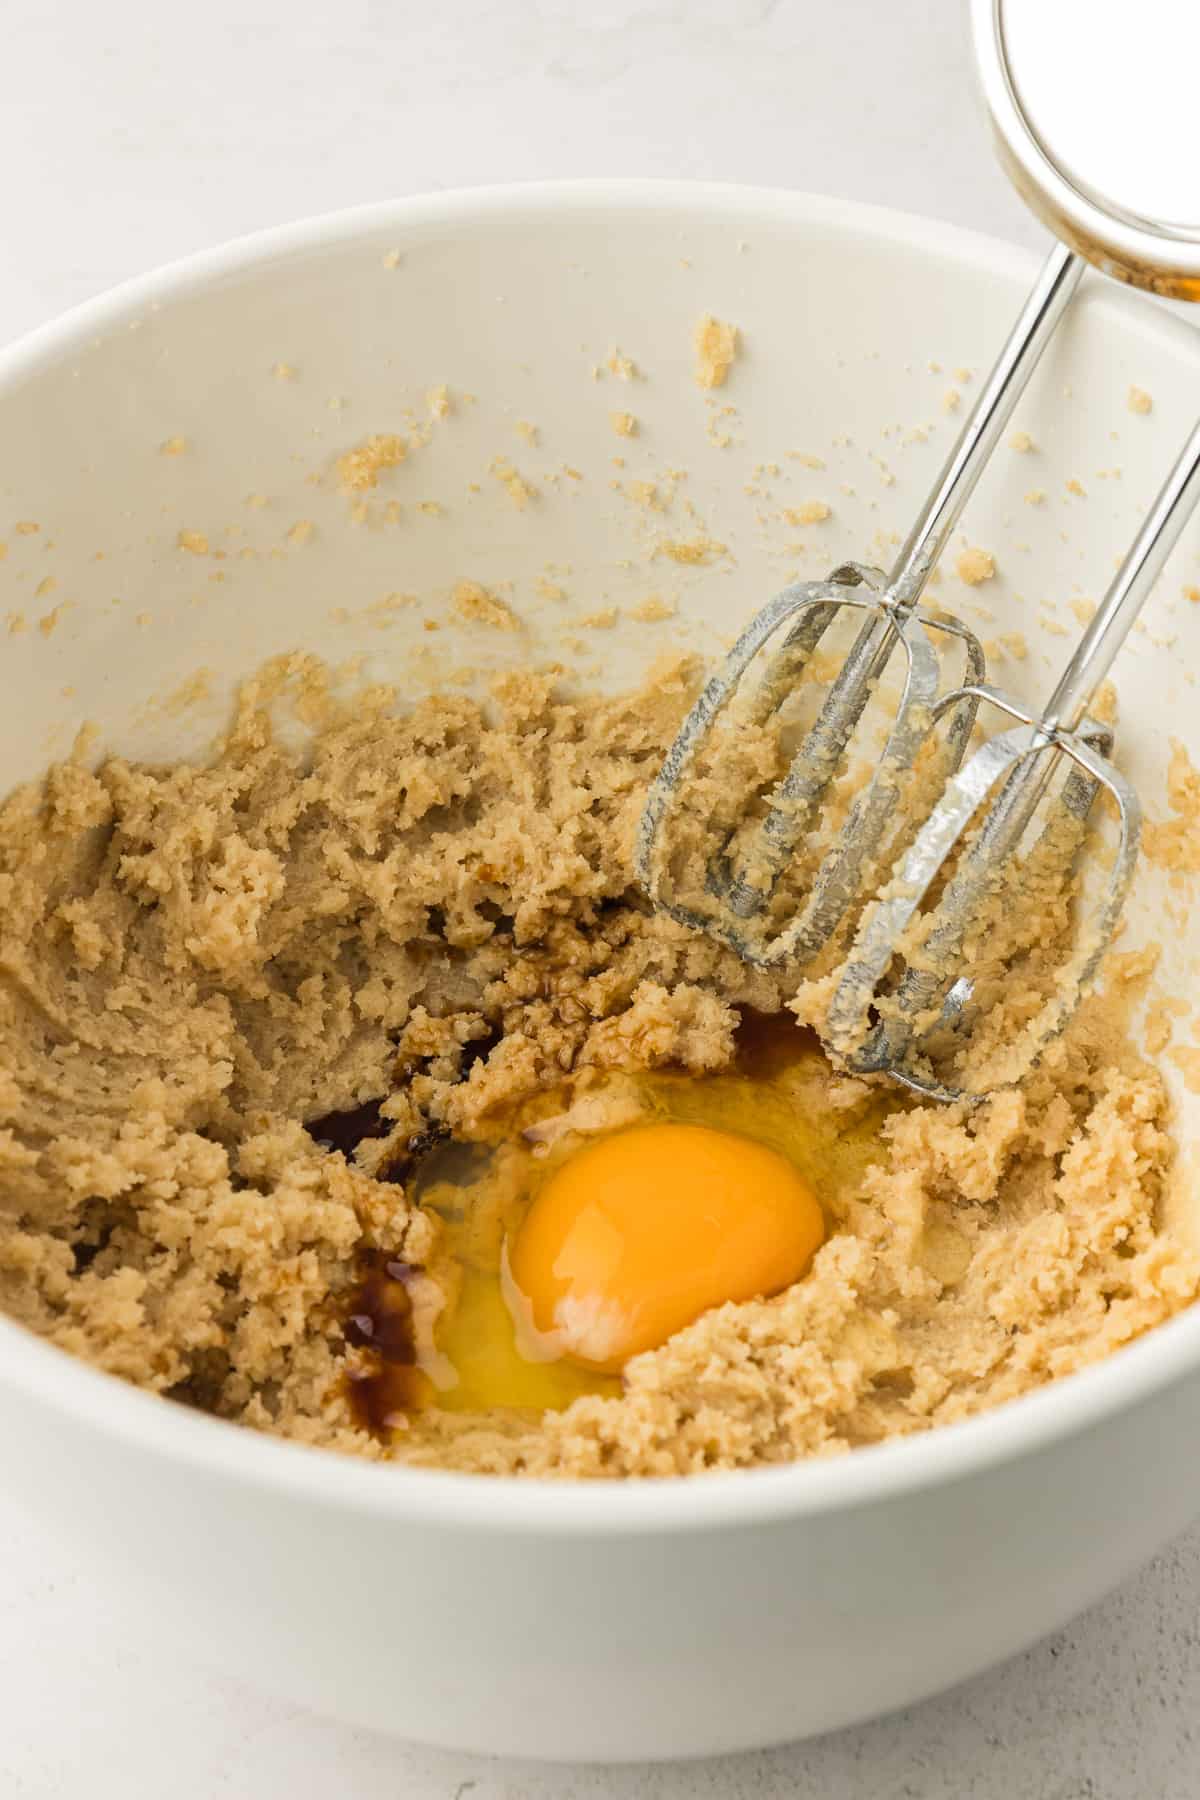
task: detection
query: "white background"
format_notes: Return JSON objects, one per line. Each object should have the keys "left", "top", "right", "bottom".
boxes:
{"left": 2, "top": 2, "right": 1199, "bottom": 1794}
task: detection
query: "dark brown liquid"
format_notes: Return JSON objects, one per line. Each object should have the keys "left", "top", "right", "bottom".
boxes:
{"left": 306, "top": 1098, "right": 455, "bottom": 1188}
{"left": 342, "top": 1252, "right": 430, "bottom": 1433}
{"left": 733, "top": 1005, "right": 816, "bottom": 1079}
{"left": 305, "top": 1098, "right": 390, "bottom": 1158}
{"left": 308, "top": 1102, "right": 466, "bottom": 1433}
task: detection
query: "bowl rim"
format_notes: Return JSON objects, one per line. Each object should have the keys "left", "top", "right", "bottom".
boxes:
{"left": 5, "top": 175, "right": 1200, "bottom": 1538}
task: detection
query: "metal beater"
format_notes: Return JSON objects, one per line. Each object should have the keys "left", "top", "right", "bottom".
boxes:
{"left": 637, "top": 0, "right": 1200, "bottom": 1100}
{"left": 635, "top": 243, "right": 1083, "bottom": 967}
{"left": 824, "top": 417, "right": 1200, "bottom": 1101}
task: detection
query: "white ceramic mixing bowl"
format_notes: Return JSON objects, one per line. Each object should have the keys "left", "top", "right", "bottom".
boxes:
{"left": 3, "top": 183, "right": 1200, "bottom": 1762}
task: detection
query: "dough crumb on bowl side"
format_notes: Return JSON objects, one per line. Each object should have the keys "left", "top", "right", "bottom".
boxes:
{"left": 955, "top": 545, "right": 996, "bottom": 586}
{"left": 0, "top": 659, "right": 1194, "bottom": 1479}
{"left": 694, "top": 315, "right": 738, "bottom": 391}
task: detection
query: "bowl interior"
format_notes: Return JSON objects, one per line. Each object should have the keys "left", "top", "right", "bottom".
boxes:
{"left": 3, "top": 183, "right": 1200, "bottom": 1456}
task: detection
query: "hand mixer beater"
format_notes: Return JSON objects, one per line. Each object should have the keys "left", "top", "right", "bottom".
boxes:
{"left": 637, "top": 0, "right": 1200, "bottom": 1101}
{"left": 635, "top": 242, "right": 1084, "bottom": 968}
{"left": 825, "top": 417, "right": 1200, "bottom": 1101}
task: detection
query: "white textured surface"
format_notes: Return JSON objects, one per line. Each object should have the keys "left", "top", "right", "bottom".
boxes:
{"left": 1, "top": 0, "right": 1198, "bottom": 1792}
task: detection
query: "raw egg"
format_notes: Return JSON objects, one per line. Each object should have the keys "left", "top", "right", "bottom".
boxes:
{"left": 331, "top": 1014, "right": 898, "bottom": 1432}
{"left": 506, "top": 1121, "right": 825, "bottom": 1372}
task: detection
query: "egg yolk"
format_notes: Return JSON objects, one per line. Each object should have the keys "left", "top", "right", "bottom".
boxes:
{"left": 507, "top": 1121, "right": 824, "bottom": 1373}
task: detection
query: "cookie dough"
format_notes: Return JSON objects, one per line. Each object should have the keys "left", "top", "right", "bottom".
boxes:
{"left": 0, "top": 653, "right": 1194, "bottom": 1477}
